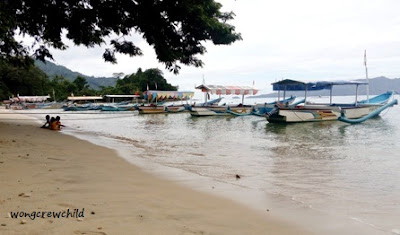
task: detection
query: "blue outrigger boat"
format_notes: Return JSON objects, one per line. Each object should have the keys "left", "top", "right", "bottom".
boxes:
{"left": 63, "top": 96, "right": 103, "bottom": 111}
{"left": 266, "top": 79, "right": 397, "bottom": 123}
{"left": 251, "top": 95, "right": 299, "bottom": 116}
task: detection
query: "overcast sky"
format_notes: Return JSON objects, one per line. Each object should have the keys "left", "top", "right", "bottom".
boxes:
{"left": 47, "top": 0, "right": 400, "bottom": 94}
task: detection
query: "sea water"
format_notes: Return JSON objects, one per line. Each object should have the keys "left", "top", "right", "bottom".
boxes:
{"left": 21, "top": 95, "right": 400, "bottom": 234}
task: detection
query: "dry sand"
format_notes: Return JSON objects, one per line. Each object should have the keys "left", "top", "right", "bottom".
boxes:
{"left": 0, "top": 111, "right": 308, "bottom": 234}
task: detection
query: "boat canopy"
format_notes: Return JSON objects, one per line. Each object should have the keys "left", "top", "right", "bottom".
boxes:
{"left": 195, "top": 84, "right": 258, "bottom": 95}
{"left": 104, "top": 95, "right": 140, "bottom": 98}
{"left": 67, "top": 96, "right": 103, "bottom": 101}
{"left": 272, "top": 79, "right": 368, "bottom": 91}
{"left": 10, "top": 95, "right": 50, "bottom": 102}
{"left": 143, "top": 90, "right": 194, "bottom": 100}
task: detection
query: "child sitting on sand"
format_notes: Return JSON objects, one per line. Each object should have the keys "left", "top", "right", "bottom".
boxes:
{"left": 41, "top": 115, "right": 51, "bottom": 128}
{"left": 50, "top": 116, "right": 65, "bottom": 130}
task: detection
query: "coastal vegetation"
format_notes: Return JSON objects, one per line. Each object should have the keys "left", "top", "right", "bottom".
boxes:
{"left": 0, "top": 60, "right": 177, "bottom": 101}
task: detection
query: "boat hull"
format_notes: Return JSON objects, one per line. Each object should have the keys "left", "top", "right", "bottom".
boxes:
{"left": 101, "top": 105, "right": 137, "bottom": 111}
{"left": 267, "top": 104, "right": 382, "bottom": 123}
{"left": 165, "top": 105, "right": 186, "bottom": 113}
{"left": 138, "top": 106, "right": 166, "bottom": 114}
{"left": 189, "top": 106, "right": 253, "bottom": 116}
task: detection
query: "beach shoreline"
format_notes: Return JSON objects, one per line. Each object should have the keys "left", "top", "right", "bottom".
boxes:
{"left": 0, "top": 111, "right": 307, "bottom": 234}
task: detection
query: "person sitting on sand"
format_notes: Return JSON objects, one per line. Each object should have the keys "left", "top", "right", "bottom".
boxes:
{"left": 50, "top": 116, "right": 65, "bottom": 130}
{"left": 41, "top": 115, "right": 51, "bottom": 128}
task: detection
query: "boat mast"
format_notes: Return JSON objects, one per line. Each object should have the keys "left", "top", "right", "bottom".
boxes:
{"left": 364, "top": 50, "right": 370, "bottom": 103}
{"left": 355, "top": 84, "right": 359, "bottom": 106}
{"left": 283, "top": 86, "right": 286, "bottom": 100}
{"left": 202, "top": 76, "right": 208, "bottom": 103}
{"left": 304, "top": 85, "right": 308, "bottom": 104}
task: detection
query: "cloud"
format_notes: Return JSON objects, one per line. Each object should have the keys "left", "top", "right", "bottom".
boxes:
{"left": 24, "top": 0, "right": 400, "bottom": 94}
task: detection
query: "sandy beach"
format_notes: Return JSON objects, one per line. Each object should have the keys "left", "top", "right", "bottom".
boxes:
{"left": 0, "top": 111, "right": 307, "bottom": 235}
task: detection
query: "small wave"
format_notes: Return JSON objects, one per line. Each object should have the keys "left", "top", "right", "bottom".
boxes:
{"left": 392, "top": 229, "right": 400, "bottom": 234}
{"left": 291, "top": 196, "right": 305, "bottom": 204}
{"left": 350, "top": 217, "right": 384, "bottom": 232}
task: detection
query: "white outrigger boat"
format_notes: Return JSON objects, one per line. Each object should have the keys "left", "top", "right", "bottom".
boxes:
{"left": 266, "top": 79, "right": 397, "bottom": 123}
{"left": 188, "top": 84, "right": 258, "bottom": 116}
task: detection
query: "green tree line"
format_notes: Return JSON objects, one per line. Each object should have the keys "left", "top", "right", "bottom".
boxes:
{"left": 0, "top": 61, "right": 177, "bottom": 102}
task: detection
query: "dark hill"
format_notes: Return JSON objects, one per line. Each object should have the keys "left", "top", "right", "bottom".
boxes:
{"left": 35, "top": 60, "right": 117, "bottom": 90}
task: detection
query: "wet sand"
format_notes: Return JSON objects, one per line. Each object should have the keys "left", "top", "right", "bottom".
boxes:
{"left": 0, "top": 111, "right": 306, "bottom": 234}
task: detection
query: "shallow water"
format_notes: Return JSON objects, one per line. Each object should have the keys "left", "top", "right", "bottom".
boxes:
{"left": 19, "top": 95, "right": 400, "bottom": 233}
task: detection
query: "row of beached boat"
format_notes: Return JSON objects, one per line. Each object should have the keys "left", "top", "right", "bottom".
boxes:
{"left": 62, "top": 80, "right": 398, "bottom": 124}
{"left": 7, "top": 79, "right": 398, "bottom": 124}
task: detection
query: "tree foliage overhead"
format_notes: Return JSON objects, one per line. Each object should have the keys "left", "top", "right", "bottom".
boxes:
{"left": 1, "top": 0, "right": 241, "bottom": 73}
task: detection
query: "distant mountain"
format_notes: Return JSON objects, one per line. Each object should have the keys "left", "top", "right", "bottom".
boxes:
{"left": 35, "top": 60, "right": 117, "bottom": 90}
{"left": 249, "top": 77, "right": 400, "bottom": 98}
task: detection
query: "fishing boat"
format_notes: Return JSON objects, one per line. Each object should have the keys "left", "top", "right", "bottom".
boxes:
{"left": 138, "top": 90, "right": 194, "bottom": 114}
{"left": 266, "top": 79, "right": 397, "bottom": 123}
{"left": 164, "top": 104, "right": 186, "bottom": 113}
{"left": 63, "top": 96, "right": 103, "bottom": 111}
{"left": 101, "top": 95, "right": 140, "bottom": 111}
{"left": 251, "top": 95, "right": 299, "bottom": 116}
{"left": 137, "top": 104, "right": 166, "bottom": 114}
{"left": 188, "top": 84, "right": 258, "bottom": 116}
{"left": 101, "top": 103, "right": 138, "bottom": 111}
{"left": 7, "top": 95, "right": 52, "bottom": 109}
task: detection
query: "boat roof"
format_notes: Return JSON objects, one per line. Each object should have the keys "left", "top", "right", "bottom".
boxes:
{"left": 272, "top": 79, "right": 368, "bottom": 91}
{"left": 104, "top": 95, "right": 140, "bottom": 98}
{"left": 195, "top": 84, "right": 258, "bottom": 95}
{"left": 67, "top": 96, "right": 103, "bottom": 101}
{"left": 144, "top": 90, "right": 194, "bottom": 99}
{"left": 11, "top": 95, "right": 50, "bottom": 102}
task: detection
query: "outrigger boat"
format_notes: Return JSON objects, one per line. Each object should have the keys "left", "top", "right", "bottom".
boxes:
{"left": 7, "top": 95, "right": 52, "bottom": 109}
{"left": 188, "top": 84, "right": 258, "bottom": 116}
{"left": 250, "top": 95, "right": 301, "bottom": 116}
{"left": 62, "top": 96, "right": 104, "bottom": 111}
{"left": 101, "top": 95, "right": 140, "bottom": 111}
{"left": 266, "top": 79, "right": 397, "bottom": 123}
{"left": 101, "top": 103, "right": 138, "bottom": 111}
{"left": 138, "top": 90, "right": 194, "bottom": 114}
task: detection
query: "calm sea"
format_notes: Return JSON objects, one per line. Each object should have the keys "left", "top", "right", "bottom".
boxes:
{"left": 22, "top": 95, "right": 400, "bottom": 234}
